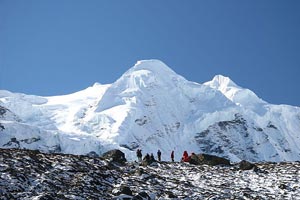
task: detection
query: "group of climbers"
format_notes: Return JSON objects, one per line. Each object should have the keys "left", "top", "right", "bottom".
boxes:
{"left": 136, "top": 149, "right": 193, "bottom": 163}
{"left": 136, "top": 149, "right": 164, "bottom": 162}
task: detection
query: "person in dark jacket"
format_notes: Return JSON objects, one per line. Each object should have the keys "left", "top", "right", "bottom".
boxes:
{"left": 136, "top": 149, "right": 142, "bottom": 162}
{"left": 157, "top": 150, "right": 162, "bottom": 161}
{"left": 144, "top": 153, "right": 150, "bottom": 161}
{"left": 171, "top": 151, "right": 174, "bottom": 162}
{"left": 150, "top": 153, "right": 155, "bottom": 162}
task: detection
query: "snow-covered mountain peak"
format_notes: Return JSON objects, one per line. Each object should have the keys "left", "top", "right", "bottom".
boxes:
{"left": 118, "top": 59, "right": 184, "bottom": 90}
{"left": 95, "top": 59, "right": 189, "bottom": 112}
{"left": 210, "top": 75, "right": 238, "bottom": 88}
{"left": 131, "top": 59, "right": 177, "bottom": 75}
{"left": 205, "top": 75, "right": 266, "bottom": 108}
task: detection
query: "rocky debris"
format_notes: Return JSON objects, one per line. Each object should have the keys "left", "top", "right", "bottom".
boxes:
{"left": 239, "top": 160, "right": 257, "bottom": 170}
{"left": 0, "top": 148, "right": 117, "bottom": 199}
{"left": 189, "top": 153, "right": 231, "bottom": 166}
{"left": 1, "top": 148, "right": 300, "bottom": 199}
{"left": 102, "top": 149, "right": 127, "bottom": 165}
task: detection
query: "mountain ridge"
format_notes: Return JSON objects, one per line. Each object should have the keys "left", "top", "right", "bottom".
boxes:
{"left": 0, "top": 60, "right": 299, "bottom": 162}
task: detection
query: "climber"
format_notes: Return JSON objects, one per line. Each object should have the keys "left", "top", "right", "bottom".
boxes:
{"left": 144, "top": 153, "right": 150, "bottom": 161}
{"left": 171, "top": 151, "right": 174, "bottom": 162}
{"left": 157, "top": 149, "right": 162, "bottom": 161}
{"left": 150, "top": 153, "right": 155, "bottom": 162}
{"left": 136, "top": 149, "right": 142, "bottom": 162}
{"left": 181, "top": 151, "right": 190, "bottom": 162}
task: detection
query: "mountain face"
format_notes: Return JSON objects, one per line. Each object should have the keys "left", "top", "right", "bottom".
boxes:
{"left": 1, "top": 60, "right": 300, "bottom": 162}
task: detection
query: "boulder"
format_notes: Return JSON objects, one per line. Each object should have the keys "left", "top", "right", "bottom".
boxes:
{"left": 112, "top": 186, "right": 133, "bottom": 199}
{"left": 133, "top": 192, "right": 151, "bottom": 200}
{"left": 102, "top": 149, "right": 127, "bottom": 165}
{"left": 189, "top": 153, "right": 230, "bottom": 166}
{"left": 119, "top": 186, "right": 133, "bottom": 196}
{"left": 239, "top": 160, "right": 257, "bottom": 170}
{"left": 166, "top": 191, "right": 178, "bottom": 198}
{"left": 279, "top": 183, "right": 287, "bottom": 190}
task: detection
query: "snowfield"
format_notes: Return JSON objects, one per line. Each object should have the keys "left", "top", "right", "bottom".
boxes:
{"left": 0, "top": 60, "right": 300, "bottom": 162}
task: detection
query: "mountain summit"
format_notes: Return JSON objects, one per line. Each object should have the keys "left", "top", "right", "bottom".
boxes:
{"left": 207, "top": 75, "right": 238, "bottom": 88}
{"left": 1, "top": 60, "right": 300, "bottom": 162}
{"left": 205, "top": 74, "right": 266, "bottom": 109}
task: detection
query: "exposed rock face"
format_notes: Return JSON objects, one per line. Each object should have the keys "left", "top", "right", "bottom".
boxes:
{"left": 1, "top": 148, "right": 300, "bottom": 199}
{"left": 189, "top": 153, "right": 231, "bottom": 166}
{"left": 0, "top": 105, "right": 20, "bottom": 121}
{"left": 102, "top": 149, "right": 127, "bottom": 165}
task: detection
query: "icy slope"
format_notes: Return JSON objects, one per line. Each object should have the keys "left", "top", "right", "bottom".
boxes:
{"left": 1, "top": 60, "right": 300, "bottom": 162}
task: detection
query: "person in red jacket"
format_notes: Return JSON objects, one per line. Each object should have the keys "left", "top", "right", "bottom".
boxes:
{"left": 181, "top": 151, "right": 189, "bottom": 162}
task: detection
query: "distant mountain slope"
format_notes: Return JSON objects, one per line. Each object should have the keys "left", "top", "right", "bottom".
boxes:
{"left": 1, "top": 60, "right": 300, "bottom": 162}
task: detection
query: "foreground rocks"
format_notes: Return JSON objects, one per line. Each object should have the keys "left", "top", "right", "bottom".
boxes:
{"left": 238, "top": 160, "right": 257, "bottom": 170}
{"left": 0, "top": 148, "right": 300, "bottom": 199}
{"left": 102, "top": 149, "right": 127, "bottom": 165}
{"left": 189, "top": 153, "right": 231, "bottom": 166}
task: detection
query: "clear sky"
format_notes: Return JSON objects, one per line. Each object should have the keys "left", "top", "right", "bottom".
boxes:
{"left": 1, "top": 0, "right": 300, "bottom": 106}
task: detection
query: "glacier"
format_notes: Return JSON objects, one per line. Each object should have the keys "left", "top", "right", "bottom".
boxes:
{"left": 0, "top": 59, "right": 300, "bottom": 162}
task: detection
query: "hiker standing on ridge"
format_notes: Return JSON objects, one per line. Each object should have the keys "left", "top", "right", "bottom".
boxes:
{"left": 181, "top": 151, "right": 189, "bottom": 162}
{"left": 171, "top": 151, "right": 174, "bottom": 162}
{"left": 136, "top": 149, "right": 142, "bottom": 162}
{"left": 150, "top": 153, "right": 155, "bottom": 162}
{"left": 157, "top": 150, "right": 162, "bottom": 161}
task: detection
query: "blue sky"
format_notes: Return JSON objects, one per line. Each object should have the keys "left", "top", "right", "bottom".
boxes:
{"left": 1, "top": 1, "right": 300, "bottom": 106}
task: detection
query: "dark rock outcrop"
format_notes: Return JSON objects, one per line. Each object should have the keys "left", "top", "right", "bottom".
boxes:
{"left": 239, "top": 160, "right": 257, "bottom": 170}
{"left": 189, "top": 153, "right": 231, "bottom": 166}
{"left": 0, "top": 105, "right": 8, "bottom": 117}
{"left": 0, "top": 123, "right": 4, "bottom": 131}
{"left": 102, "top": 149, "right": 127, "bottom": 165}
{"left": 119, "top": 186, "right": 133, "bottom": 196}
{"left": 0, "top": 105, "right": 20, "bottom": 121}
